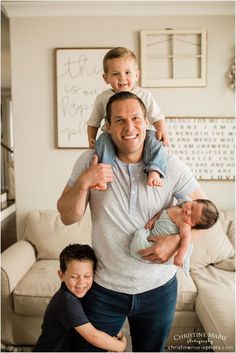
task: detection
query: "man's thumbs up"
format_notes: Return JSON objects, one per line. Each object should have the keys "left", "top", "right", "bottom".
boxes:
{"left": 91, "top": 154, "right": 99, "bottom": 166}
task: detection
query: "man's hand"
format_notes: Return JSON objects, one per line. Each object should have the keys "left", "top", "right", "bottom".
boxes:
{"left": 139, "top": 234, "right": 181, "bottom": 263}
{"left": 79, "top": 154, "right": 114, "bottom": 191}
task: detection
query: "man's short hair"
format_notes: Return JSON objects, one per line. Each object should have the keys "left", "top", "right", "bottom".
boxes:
{"left": 103, "top": 47, "right": 137, "bottom": 74}
{"left": 106, "top": 91, "right": 147, "bottom": 124}
{"left": 59, "top": 244, "right": 97, "bottom": 273}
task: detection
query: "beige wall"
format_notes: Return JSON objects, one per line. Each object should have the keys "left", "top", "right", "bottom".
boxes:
{"left": 9, "top": 15, "right": 235, "bottom": 239}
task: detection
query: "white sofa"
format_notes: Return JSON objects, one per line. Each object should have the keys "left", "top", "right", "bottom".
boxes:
{"left": 1, "top": 209, "right": 235, "bottom": 351}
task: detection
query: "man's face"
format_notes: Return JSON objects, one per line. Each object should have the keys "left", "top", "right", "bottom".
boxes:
{"left": 107, "top": 98, "right": 148, "bottom": 163}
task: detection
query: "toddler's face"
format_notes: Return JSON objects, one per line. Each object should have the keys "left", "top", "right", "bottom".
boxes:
{"left": 58, "top": 259, "right": 94, "bottom": 298}
{"left": 181, "top": 201, "right": 204, "bottom": 227}
{"left": 103, "top": 56, "right": 139, "bottom": 92}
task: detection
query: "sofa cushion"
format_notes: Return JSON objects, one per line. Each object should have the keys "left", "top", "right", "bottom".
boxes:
{"left": 14, "top": 260, "right": 60, "bottom": 316}
{"left": 13, "top": 261, "right": 197, "bottom": 317}
{"left": 175, "top": 268, "right": 198, "bottom": 311}
{"left": 214, "top": 211, "right": 235, "bottom": 271}
{"left": 190, "top": 210, "right": 235, "bottom": 272}
{"left": 193, "top": 266, "right": 235, "bottom": 351}
{"left": 24, "top": 210, "right": 91, "bottom": 260}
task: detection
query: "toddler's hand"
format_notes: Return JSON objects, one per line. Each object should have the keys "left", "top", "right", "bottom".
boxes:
{"left": 89, "top": 138, "right": 96, "bottom": 149}
{"left": 156, "top": 130, "right": 170, "bottom": 147}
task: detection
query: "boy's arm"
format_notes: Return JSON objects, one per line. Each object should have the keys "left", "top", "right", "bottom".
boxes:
{"left": 174, "top": 222, "right": 192, "bottom": 267}
{"left": 57, "top": 155, "right": 113, "bottom": 225}
{"left": 87, "top": 125, "right": 98, "bottom": 149}
{"left": 87, "top": 93, "right": 106, "bottom": 148}
{"left": 153, "top": 120, "right": 169, "bottom": 146}
{"left": 75, "top": 322, "right": 126, "bottom": 352}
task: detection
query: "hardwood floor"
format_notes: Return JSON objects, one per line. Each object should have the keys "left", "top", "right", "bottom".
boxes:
{"left": 1, "top": 212, "right": 17, "bottom": 252}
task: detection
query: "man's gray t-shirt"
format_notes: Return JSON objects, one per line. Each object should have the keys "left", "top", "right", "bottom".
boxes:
{"left": 68, "top": 150, "right": 199, "bottom": 294}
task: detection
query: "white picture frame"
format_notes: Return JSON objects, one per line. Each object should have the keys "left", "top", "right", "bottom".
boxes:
{"left": 55, "top": 48, "right": 110, "bottom": 148}
{"left": 166, "top": 117, "right": 235, "bottom": 180}
{"left": 140, "top": 29, "right": 207, "bottom": 87}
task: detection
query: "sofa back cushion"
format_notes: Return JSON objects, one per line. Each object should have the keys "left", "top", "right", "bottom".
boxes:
{"left": 190, "top": 210, "right": 235, "bottom": 272}
{"left": 24, "top": 210, "right": 91, "bottom": 260}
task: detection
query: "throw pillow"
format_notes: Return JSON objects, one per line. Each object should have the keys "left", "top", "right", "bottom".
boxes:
{"left": 214, "top": 212, "right": 235, "bottom": 271}
{"left": 190, "top": 210, "right": 235, "bottom": 272}
{"left": 24, "top": 210, "right": 91, "bottom": 260}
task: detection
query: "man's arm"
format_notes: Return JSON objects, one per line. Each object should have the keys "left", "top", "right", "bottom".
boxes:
{"left": 139, "top": 186, "right": 206, "bottom": 263}
{"left": 57, "top": 155, "right": 113, "bottom": 225}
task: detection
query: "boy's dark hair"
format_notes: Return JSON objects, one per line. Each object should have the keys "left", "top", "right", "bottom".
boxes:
{"left": 103, "top": 47, "right": 137, "bottom": 74}
{"left": 106, "top": 91, "right": 147, "bottom": 124}
{"left": 193, "top": 199, "right": 219, "bottom": 230}
{"left": 59, "top": 244, "right": 97, "bottom": 273}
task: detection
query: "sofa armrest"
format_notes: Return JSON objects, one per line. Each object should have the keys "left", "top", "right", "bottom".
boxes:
{"left": 1, "top": 240, "right": 36, "bottom": 293}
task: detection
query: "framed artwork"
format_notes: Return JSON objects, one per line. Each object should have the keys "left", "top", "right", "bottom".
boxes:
{"left": 140, "top": 29, "right": 207, "bottom": 87}
{"left": 166, "top": 117, "right": 235, "bottom": 180}
{"left": 55, "top": 48, "right": 110, "bottom": 148}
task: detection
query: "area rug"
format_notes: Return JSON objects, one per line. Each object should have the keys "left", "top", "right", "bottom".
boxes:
{"left": 1, "top": 346, "right": 33, "bottom": 352}
{"left": 1, "top": 345, "right": 213, "bottom": 352}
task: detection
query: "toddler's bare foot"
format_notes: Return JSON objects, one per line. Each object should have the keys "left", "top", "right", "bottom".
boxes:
{"left": 147, "top": 171, "right": 162, "bottom": 187}
{"left": 91, "top": 182, "right": 107, "bottom": 191}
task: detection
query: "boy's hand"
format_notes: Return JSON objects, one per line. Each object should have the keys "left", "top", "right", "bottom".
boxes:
{"left": 156, "top": 130, "right": 170, "bottom": 147}
{"left": 116, "top": 332, "right": 127, "bottom": 352}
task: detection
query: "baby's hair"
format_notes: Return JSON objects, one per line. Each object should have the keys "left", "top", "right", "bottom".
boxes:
{"left": 59, "top": 244, "right": 97, "bottom": 273}
{"left": 106, "top": 91, "right": 147, "bottom": 124}
{"left": 193, "top": 199, "right": 219, "bottom": 230}
{"left": 103, "top": 47, "right": 137, "bottom": 74}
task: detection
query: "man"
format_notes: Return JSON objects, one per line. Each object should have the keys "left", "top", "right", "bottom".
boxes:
{"left": 57, "top": 91, "right": 206, "bottom": 352}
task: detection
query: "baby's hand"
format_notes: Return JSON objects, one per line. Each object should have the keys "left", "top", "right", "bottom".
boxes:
{"left": 156, "top": 130, "right": 170, "bottom": 147}
{"left": 145, "top": 219, "right": 156, "bottom": 230}
{"left": 174, "top": 254, "right": 184, "bottom": 268}
{"left": 89, "top": 138, "right": 96, "bottom": 149}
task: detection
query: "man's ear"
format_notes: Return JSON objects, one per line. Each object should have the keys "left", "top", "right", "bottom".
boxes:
{"left": 58, "top": 269, "right": 64, "bottom": 282}
{"left": 103, "top": 73, "right": 109, "bottom": 85}
{"left": 105, "top": 121, "right": 111, "bottom": 134}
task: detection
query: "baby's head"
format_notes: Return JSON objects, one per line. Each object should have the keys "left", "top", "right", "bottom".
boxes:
{"left": 192, "top": 199, "right": 219, "bottom": 230}
{"left": 103, "top": 47, "right": 139, "bottom": 92}
{"left": 58, "top": 244, "right": 97, "bottom": 298}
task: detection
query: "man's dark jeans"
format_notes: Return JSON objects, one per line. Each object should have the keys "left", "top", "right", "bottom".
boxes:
{"left": 73, "top": 275, "right": 177, "bottom": 352}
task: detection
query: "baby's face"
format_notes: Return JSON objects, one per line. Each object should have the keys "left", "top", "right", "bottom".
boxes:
{"left": 58, "top": 259, "right": 94, "bottom": 298}
{"left": 181, "top": 201, "right": 204, "bottom": 227}
{"left": 103, "top": 56, "right": 139, "bottom": 92}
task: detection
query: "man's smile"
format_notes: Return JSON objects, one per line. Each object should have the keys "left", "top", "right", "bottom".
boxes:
{"left": 123, "top": 134, "right": 137, "bottom": 140}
